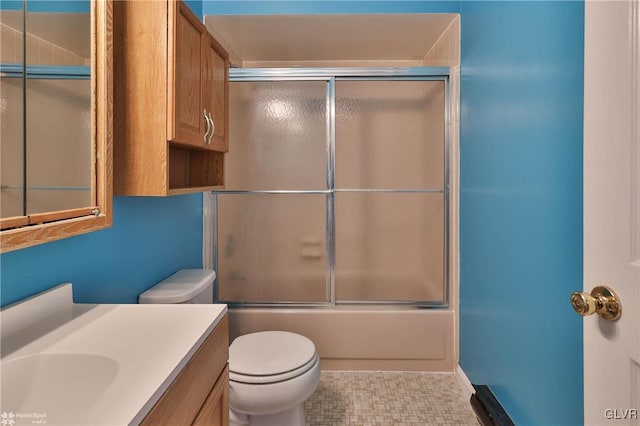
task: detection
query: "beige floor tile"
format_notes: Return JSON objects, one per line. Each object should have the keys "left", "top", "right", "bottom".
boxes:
{"left": 304, "top": 371, "right": 479, "bottom": 426}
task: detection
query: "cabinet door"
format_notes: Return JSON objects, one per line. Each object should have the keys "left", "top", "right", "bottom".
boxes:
{"left": 140, "top": 316, "right": 229, "bottom": 425}
{"left": 193, "top": 366, "right": 229, "bottom": 426}
{"left": 169, "top": 1, "right": 205, "bottom": 148}
{"left": 203, "top": 35, "right": 229, "bottom": 152}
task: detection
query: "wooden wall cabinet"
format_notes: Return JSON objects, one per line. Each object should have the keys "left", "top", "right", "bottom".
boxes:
{"left": 141, "top": 315, "right": 229, "bottom": 426}
{"left": 114, "top": 0, "right": 229, "bottom": 196}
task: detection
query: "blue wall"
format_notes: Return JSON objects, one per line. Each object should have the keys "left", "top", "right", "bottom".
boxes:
{"left": 459, "top": 1, "right": 584, "bottom": 425}
{"left": 1, "top": 195, "right": 204, "bottom": 306}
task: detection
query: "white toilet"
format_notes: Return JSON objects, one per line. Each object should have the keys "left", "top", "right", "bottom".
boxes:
{"left": 228, "top": 330, "right": 320, "bottom": 426}
{"left": 139, "top": 269, "right": 321, "bottom": 426}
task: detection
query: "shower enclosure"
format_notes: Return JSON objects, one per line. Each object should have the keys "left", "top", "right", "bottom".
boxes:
{"left": 212, "top": 68, "right": 449, "bottom": 308}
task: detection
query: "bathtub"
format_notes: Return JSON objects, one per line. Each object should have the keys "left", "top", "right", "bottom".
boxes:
{"left": 228, "top": 307, "right": 455, "bottom": 371}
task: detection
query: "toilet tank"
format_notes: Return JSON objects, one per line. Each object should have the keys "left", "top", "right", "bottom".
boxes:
{"left": 138, "top": 269, "right": 216, "bottom": 304}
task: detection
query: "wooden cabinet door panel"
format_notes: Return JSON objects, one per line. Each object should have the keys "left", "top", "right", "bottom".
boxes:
{"left": 193, "top": 366, "right": 230, "bottom": 426}
{"left": 140, "top": 316, "right": 229, "bottom": 426}
{"left": 170, "top": 1, "right": 205, "bottom": 147}
{"left": 203, "top": 35, "right": 229, "bottom": 152}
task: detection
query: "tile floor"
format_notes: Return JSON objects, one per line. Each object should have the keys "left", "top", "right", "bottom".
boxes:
{"left": 304, "top": 371, "right": 479, "bottom": 426}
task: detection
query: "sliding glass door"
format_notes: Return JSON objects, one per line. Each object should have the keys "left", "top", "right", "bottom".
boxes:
{"left": 215, "top": 69, "right": 448, "bottom": 307}
{"left": 217, "top": 79, "right": 330, "bottom": 303}
{"left": 335, "top": 80, "right": 446, "bottom": 303}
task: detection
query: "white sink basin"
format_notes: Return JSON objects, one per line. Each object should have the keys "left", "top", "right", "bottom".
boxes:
{"left": 0, "top": 283, "right": 227, "bottom": 425}
{"left": 1, "top": 353, "right": 119, "bottom": 421}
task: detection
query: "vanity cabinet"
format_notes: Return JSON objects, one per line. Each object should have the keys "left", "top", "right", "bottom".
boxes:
{"left": 141, "top": 315, "right": 229, "bottom": 426}
{"left": 114, "top": 0, "right": 229, "bottom": 196}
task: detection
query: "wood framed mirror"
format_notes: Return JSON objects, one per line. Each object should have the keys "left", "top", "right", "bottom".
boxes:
{"left": 0, "top": 0, "right": 112, "bottom": 253}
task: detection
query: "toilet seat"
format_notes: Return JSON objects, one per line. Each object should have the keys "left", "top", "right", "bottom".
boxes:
{"left": 229, "top": 331, "right": 318, "bottom": 385}
{"left": 230, "top": 353, "right": 319, "bottom": 384}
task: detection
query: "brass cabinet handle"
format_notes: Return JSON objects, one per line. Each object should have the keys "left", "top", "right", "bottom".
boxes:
{"left": 570, "top": 285, "right": 621, "bottom": 321}
{"left": 203, "top": 109, "right": 212, "bottom": 144}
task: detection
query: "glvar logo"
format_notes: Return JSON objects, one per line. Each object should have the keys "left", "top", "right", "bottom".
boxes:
{"left": 0, "top": 412, "right": 16, "bottom": 426}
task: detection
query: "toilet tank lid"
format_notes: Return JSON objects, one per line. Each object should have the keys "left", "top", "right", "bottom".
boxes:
{"left": 138, "top": 269, "right": 216, "bottom": 304}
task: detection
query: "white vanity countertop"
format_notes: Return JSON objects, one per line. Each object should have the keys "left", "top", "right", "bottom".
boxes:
{"left": 0, "top": 284, "right": 227, "bottom": 426}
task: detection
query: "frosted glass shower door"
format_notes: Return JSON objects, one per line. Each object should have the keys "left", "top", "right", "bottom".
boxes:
{"left": 335, "top": 80, "right": 446, "bottom": 303}
{"left": 224, "top": 81, "right": 328, "bottom": 190}
{"left": 217, "top": 194, "right": 328, "bottom": 302}
{"left": 218, "top": 80, "right": 329, "bottom": 303}
{"left": 216, "top": 73, "right": 448, "bottom": 305}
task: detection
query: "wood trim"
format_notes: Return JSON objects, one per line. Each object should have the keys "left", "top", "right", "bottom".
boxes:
{"left": 167, "top": 186, "right": 220, "bottom": 196}
{"left": 166, "top": 0, "right": 177, "bottom": 193}
{"left": 167, "top": 0, "right": 177, "bottom": 146}
{"left": 0, "top": 217, "right": 30, "bottom": 231}
{"left": 141, "top": 315, "right": 229, "bottom": 426}
{"left": 193, "top": 365, "right": 230, "bottom": 426}
{"left": 96, "top": 0, "right": 113, "bottom": 226}
{"left": 1, "top": 215, "right": 109, "bottom": 253}
{"left": 0, "top": 0, "right": 113, "bottom": 253}
{"left": 28, "top": 207, "right": 98, "bottom": 225}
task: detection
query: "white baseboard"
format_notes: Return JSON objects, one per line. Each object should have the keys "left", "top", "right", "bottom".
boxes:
{"left": 456, "top": 365, "right": 475, "bottom": 400}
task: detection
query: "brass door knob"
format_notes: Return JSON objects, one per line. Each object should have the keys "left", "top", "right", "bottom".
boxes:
{"left": 570, "top": 285, "right": 621, "bottom": 321}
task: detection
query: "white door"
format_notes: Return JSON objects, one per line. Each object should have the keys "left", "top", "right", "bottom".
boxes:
{"left": 582, "top": 0, "right": 640, "bottom": 424}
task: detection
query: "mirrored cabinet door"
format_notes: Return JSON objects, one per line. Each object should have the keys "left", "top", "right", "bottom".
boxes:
{"left": 1, "top": 4, "right": 25, "bottom": 219}
{"left": 0, "top": 0, "right": 113, "bottom": 252}
{"left": 1, "top": 1, "right": 91, "bottom": 217}
{"left": 25, "top": 1, "right": 92, "bottom": 215}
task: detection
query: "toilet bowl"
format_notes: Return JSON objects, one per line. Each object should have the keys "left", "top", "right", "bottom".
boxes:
{"left": 138, "top": 269, "right": 320, "bottom": 426}
{"left": 228, "top": 331, "right": 321, "bottom": 426}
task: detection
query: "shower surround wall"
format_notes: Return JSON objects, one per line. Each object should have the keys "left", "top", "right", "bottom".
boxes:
{"left": 213, "top": 70, "right": 455, "bottom": 370}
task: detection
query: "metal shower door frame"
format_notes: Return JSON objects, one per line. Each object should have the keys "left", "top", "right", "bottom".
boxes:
{"left": 213, "top": 67, "right": 451, "bottom": 308}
